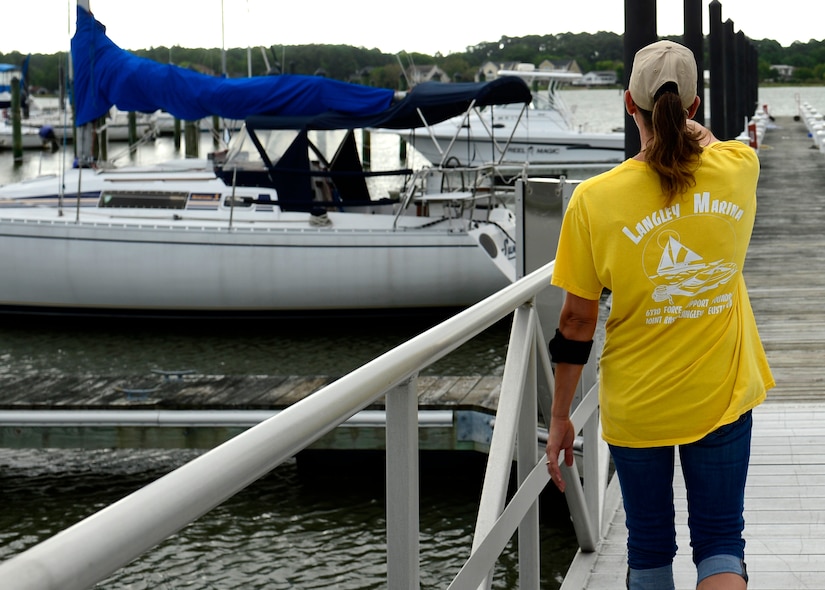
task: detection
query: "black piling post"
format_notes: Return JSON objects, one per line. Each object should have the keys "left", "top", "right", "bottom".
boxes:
{"left": 723, "top": 19, "right": 737, "bottom": 139}
{"left": 735, "top": 31, "right": 748, "bottom": 132}
{"left": 683, "top": 0, "right": 705, "bottom": 125}
{"left": 624, "top": 0, "right": 658, "bottom": 159}
{"left": 708, "top": 0, "right": 726, "bottom": 138}
{"left": 747, "top": 39, "right": 759, "bottom": 119}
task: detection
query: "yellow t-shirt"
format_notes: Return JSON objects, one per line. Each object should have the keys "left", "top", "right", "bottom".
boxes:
{"left": 552, "top": 141, "right": 775, "bottom": 448}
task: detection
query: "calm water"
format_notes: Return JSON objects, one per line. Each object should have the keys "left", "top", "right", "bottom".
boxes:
{"left": 0, "top": 448, "right": 576, "bottom": 589}
{"left": 0, "top": 86, "right": 819, "bottom": 588}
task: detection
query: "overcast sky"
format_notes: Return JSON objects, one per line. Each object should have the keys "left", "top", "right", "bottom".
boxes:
{"left": 2, "top": 0, "right": 820, "bottom": 56}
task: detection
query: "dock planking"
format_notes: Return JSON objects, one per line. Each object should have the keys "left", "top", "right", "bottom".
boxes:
{"left": 563, "top": 116, "right": 825, "bottom": 589}
{"left": 0, "top": 373, "right": 500, "bottom": 412}
{"left": 0, "top": 370, "right": 505, "bottom": 450}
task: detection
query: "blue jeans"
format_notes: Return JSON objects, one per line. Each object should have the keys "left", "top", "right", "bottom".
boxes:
{"left": 609, "top": 410, "right": 752, "bottom": 588}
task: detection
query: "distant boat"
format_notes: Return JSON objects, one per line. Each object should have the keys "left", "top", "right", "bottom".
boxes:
{"left": 391, "top": 67, "right": 625, "bottom": 176}
{"left": 0, "top": 118, "right": 55, "bottom": 151}
{"left": 0, "top": 63, "right": 21, "bottom": 109}
{"left": 22, "top": 105, "right": 162, "bottom": 144}
{"left": 0, "top": 63, "right": 57, "bottom": 151}
{"left": 0, "top": 5, "right": 527, "bottom": 316}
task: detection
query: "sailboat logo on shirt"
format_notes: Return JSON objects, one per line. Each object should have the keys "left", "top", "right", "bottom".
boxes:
{"left": 650, "top": 231, "right": 738, "bottom": 303}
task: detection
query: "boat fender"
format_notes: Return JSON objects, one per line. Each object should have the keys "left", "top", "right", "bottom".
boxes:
{"left": 747, "top": 122, "right": 758, "bottom": 149}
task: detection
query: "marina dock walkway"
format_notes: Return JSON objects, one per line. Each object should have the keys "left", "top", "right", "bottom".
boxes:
{"left": 1, "top": 117, "right": 823, "bottom": 588}
{"left": 562, "top": 116, "right": 825, "bottom": 589}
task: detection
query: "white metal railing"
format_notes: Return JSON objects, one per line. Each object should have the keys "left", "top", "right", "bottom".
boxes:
{"left": 0, "top": 260, "right": 608, "bottom": 590}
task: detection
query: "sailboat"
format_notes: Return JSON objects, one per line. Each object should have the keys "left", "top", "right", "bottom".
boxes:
{"left": 0, "top": 3, "right": 528, "bottom": 316}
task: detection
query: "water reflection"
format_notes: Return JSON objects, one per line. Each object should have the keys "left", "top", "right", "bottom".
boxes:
{"left": 0, "top": 312, "right": 511, "bottom": 377}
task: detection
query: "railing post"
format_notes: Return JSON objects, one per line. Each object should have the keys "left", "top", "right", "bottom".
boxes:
{"left": 582, "top": 404, "right": 608, "bottom": 543}
{"left": 472, "top": 304, "right": 536, "bottom": 589}
{"left": 385, "top": 375, "right": 420, "bottom": 590}
{"left": 517, "top": 314, "right": 541, "bottom": 590}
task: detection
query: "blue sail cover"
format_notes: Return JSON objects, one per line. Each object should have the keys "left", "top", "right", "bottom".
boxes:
{"left": 71, "top": 5, "right": 396, "bottom": 126}
{"left": 71, "top": 6, "right": 532, "bottom": 131}
{"left": 246, "top": 74, "right": 533, "bottom": 132}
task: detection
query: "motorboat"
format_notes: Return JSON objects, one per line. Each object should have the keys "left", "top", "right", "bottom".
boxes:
{"left": 395, "top": 67, "right": 625, "bottom": 177}
{"left": 0, "top": 5, "right": 527, "bottom": 316}
{"left": 0, "top": 118, "right": 56, "bottom": 150}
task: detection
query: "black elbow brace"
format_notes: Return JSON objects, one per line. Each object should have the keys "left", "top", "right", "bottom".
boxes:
{"left": 548, "top": 329, "right": 593, "bottom": 365}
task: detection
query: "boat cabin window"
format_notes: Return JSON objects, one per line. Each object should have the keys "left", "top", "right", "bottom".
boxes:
{"left": 222, "top": 195, "right": 254, "bottom": 208}
{"left": 99, "top": 190, "right": 188, "bottom": 209}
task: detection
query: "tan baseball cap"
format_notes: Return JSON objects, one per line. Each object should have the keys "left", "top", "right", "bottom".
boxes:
{"left": 628, "top": 40, "right": 698, "bottom": 111}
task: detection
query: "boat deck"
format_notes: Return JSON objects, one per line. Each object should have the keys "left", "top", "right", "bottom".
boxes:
{"left": 562, "top": 116, "right": 825, "bottom": 588}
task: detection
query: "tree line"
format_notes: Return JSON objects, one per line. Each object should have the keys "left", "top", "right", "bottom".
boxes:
{"left": 3, "top": 32, "right": 824, "bottom": 95}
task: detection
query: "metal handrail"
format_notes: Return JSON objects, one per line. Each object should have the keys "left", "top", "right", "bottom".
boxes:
{"left": 0, "top": 259, "right": 607, "bottom": 590}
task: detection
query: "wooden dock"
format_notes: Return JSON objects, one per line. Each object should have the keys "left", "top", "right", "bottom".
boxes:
{"left": 563, "top": 116, "right": 825, "bottom": 588}
{"left": 0, "top": 371, "right": 505, "bottom": 450}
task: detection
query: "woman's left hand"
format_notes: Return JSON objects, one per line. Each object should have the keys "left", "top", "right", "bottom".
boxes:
{"left": 546, "top": 415, "right": 576, "bottom": 492}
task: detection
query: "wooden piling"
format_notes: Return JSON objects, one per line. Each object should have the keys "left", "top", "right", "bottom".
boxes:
{"left": 128, "top": 111, "right": 137, "bottom": 145}
{"left": 184, "top": 120, "right": 199, "bottom": 158}
{"left": 11, "top": 77, "right": 23, "bottom": 162}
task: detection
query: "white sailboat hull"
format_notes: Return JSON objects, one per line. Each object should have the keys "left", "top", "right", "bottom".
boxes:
{"left": 0, "top": 168, "right": 513, "bottom": 314}
{"left": 0, "top": 217, "right": 507, "bottom": 312}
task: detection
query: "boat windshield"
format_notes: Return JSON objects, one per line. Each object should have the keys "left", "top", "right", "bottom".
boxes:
{"left": 224, "top": 127, "right": 353, "bottom": 171}
{"left": 224, "top": 126, "right": 301, "bottom": 170}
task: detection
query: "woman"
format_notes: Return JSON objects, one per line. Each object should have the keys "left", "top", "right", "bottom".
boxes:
{"left": 545, "top": 40, "right": 774, "bottom": 590}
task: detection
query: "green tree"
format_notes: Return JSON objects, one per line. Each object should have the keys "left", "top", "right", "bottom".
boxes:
{"left": 3, "top": 30, "right": 823, "bottom": 94}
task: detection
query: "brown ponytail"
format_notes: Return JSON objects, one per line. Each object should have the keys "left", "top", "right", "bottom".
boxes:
{"left": 639, "top": 83, "right": 703, "bottom": 204}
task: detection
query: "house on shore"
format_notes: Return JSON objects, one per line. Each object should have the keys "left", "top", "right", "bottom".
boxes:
{"left": 405, "top": 65, "right": 450, "bottom": 85}
{"left": 571, "top": 70, "right": 619, "bottom": 87}
{"left": 476, "top": 59, "right": 582, "bottom": 82}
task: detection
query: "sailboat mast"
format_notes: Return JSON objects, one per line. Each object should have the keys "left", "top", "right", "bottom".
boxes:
{"left": 221, "top": 0, "right": 227, "bottom": 77}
